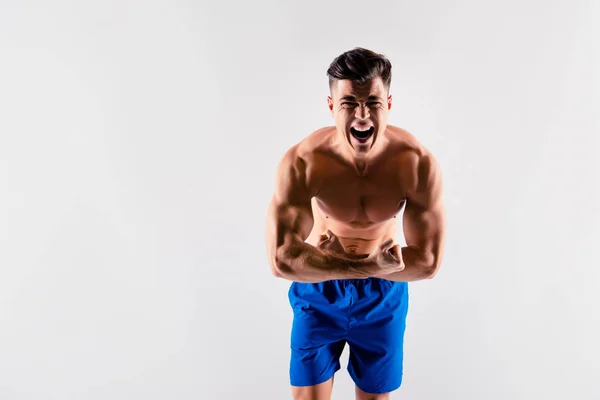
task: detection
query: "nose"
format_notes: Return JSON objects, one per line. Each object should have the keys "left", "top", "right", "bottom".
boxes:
{"left": 355, "top": 104, "right": 370, "bottom": 120}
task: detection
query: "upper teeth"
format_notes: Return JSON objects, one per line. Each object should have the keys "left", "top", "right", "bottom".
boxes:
{"left": 353, "top": 126, "right": 372, "bottom": 131}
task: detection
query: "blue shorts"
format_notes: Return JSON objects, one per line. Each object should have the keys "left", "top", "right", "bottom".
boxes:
{"left": 288, "top": 277, "right": 409, "bottom": 394}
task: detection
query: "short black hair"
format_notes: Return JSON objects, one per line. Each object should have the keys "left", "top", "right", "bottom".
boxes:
{"left": 326, "top": 47, "right": 392, "bottom": 93}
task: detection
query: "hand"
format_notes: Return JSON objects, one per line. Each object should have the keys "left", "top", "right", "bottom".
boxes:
{"left": 368, "top": 239, "right": 405, "bottom": 276}
{"left": 317, "top": 230, "right": 346, "bottom": 256}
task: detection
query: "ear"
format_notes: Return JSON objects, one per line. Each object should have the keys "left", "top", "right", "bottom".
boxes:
{"left": 327, "top": 96, "right": 334, "bottom": 115}
{"left": 387, "top": 95, "right": 393, "bottom": 110}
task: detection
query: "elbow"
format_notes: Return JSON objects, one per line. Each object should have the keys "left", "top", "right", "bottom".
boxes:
{"left": 271, "top": 256, "right": 294, "bottom": 279}
{"left": 268, "top": 242, "right": 292, "bottom": 278}
{"left": 420, "top": 249, "right": 442, "bottom": 279}
{"left": 271, "top": 265, "right": 283, "bottom": 278}
{"left": 270, "top": 259, "right": 285, "bottom": 278}
{"left": 423, "top": 262, "right": 441, "bottom": 279}
{"left": 270, "top": 239, "right": 304, "bottom": 280}
{"left": 423, "top": 266, "right": 437, "bottom": 279}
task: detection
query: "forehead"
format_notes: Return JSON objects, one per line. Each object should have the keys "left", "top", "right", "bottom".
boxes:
{"left": 332, "top": 77, "right": 386, "bottom": 99}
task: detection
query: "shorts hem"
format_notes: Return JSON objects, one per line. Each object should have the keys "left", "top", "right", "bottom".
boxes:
{"left": 290, "top": 364, "right": 341, "bottom": 387}
{"left": 348, "top": 368, "right": 402, "bottom": 394}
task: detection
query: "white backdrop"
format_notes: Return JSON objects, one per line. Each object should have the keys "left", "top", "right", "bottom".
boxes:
{"left": 1, "top": 1, "right": 598, "bottom": 399}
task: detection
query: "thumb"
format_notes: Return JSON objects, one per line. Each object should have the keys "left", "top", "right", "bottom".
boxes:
{"left": 325, "top": 230, "right": 340, "bottom": 243}
{"left": 380, "top": 239, "right": 394, "bottom": 252}
{"left": 328, "top": 230, "right": 344, "bottom": 245}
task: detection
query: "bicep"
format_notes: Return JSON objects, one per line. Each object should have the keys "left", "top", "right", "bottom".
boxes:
{"left": 402, "top": 153, "right": 446, "bottom": 268}
{"left": 266, "top": 198, "right": 313, "bottom": 251}
{"left": 265, "top": 148, "right": 314, "bottom": 273}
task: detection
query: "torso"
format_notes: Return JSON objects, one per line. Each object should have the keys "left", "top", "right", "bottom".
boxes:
{"left": 299, "top": 125, "right": 425, "bottom": 255}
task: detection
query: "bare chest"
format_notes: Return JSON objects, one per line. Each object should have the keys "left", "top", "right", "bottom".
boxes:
{"left": 313, "top": 167, "right": 408, "bottom": 225}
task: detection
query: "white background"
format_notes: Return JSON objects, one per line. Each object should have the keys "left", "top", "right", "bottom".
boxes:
{"left": 1, "top": 1, "right": 598, "bottom": 399}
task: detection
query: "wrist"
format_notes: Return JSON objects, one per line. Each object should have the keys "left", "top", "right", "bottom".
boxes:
{"left": 323, "top": 252, "right": 377, "bottom": 279}
{"left": 360, "top": 257, "right": 379, "bottom": 278}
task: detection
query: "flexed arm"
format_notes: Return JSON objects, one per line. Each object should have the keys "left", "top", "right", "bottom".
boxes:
{"left": 265, "top": 146, "right": 399, "bottom": 283}
{"left": 374, "top": 152, "right": 446, "bottom": 282}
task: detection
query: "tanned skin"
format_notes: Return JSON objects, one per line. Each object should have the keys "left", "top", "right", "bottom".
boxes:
{"left": 266, "top": 77, "right": 446, "bottom": 400}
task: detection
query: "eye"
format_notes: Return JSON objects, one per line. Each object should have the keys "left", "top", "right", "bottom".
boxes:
{"left": 341, "top": 102, "right": 356, "bottom": 106}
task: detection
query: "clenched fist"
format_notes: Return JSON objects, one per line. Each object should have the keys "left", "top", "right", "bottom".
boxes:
{"left": 368, "top": 239, "right": 405, "bottom": 276}
{"left": 317, "top": 230, "right": 346, "bottom": 256}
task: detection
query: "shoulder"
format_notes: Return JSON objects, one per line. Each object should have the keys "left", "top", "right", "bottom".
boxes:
{"left": 386, "top": 125, "right": 442, "bottom": 197}
{"left": 289, "top": 125, "right": 335, "bottom": 171}
{"left": 275, "top": 126, "right": 335, "bottom": 197}
{"left": 386, "top": 125, "right": 424, "bottom": 157}
{"left": 295, "top": 126, "right": 336, "bottom": 158}
{"left": 387, "top": 125, "right": 439, "bottom": 168}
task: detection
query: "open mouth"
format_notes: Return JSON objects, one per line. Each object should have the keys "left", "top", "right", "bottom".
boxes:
{"left": 350, "top": 126, "right": 375, "bottom": 142}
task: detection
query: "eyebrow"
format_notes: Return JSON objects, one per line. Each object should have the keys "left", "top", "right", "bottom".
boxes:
{"left": 339, "top": 95, "right": 382, "bottom": 101}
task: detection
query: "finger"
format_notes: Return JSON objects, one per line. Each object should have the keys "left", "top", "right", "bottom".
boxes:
{"left": 388, "top": 245, "right": 400, "bottom": 261}
{"left": 317, "top": 234, "right": 329, "bottom": 248}
{"left": 328, "top": 232, "right": 343, "bottom": 245}
{"left": 380, "top": 239, "right": 394, "bottom": 251}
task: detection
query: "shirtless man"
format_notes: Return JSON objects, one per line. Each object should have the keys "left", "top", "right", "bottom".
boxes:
{"left": 266, "top": 47, "right": 446, "bottom": 400}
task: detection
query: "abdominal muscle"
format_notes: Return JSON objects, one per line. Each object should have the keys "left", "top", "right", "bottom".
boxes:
{"left": 305, "top": 208, "right": 398, "bottom": 257}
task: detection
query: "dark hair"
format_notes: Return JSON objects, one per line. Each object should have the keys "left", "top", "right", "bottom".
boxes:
{"left": 326, "top": 47, "right": 392, "bottom": 93}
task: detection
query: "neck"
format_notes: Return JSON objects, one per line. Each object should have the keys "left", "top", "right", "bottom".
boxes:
{"left": 339, "top": 136, "right": 387, "bottom": 176}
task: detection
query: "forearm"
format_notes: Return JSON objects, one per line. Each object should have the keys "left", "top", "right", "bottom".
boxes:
{"left": 377, "top": 245, "right": 437, "bottom": 282}
{"left": 275, "top": 241, "right": 376, "bottom": 283}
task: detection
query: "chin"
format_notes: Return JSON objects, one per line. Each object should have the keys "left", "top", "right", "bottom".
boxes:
{"left": 350, "top": 137, "right": 374, "bottom": 151}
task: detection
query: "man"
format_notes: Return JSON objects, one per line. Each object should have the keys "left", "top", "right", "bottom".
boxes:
{"left": 265, "top": 47, "right": 446, "bottom": 400}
